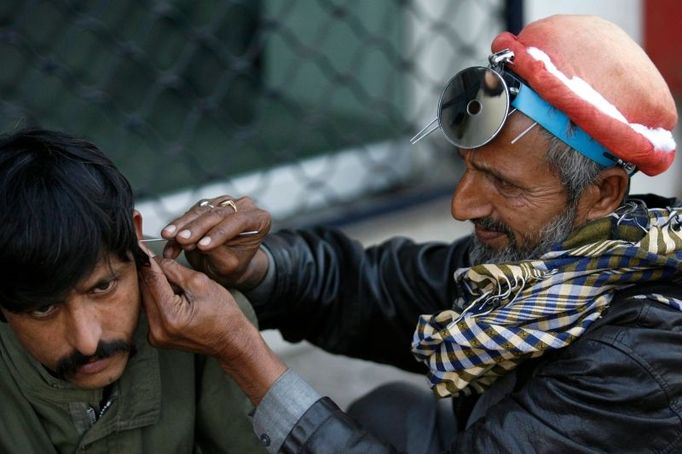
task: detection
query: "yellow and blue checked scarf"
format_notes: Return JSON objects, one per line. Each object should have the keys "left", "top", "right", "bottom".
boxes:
{"left": 412, "top": 200, "right": 682, "bottom": 398}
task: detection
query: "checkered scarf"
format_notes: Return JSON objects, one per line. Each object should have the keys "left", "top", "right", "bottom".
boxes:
{"left": 412, "top": 200, "right": 682, "bottom": 398}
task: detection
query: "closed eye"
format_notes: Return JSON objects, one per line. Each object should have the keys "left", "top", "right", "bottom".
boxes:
{"left": 489, "top": 173, "right": 522, "bottom": 195}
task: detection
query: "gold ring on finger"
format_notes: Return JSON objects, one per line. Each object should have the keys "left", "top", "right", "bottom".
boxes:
{"left": 219, "top": 199, "right": 238, "bottom": 213}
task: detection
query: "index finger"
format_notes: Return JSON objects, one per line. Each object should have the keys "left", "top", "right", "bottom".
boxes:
{"left": 161, "top": 195, "right": 238, "bottom": 240}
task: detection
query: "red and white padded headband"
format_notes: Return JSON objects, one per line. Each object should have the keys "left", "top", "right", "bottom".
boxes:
{"left": 492, "top": 15, "right": 677, "bottom": 176}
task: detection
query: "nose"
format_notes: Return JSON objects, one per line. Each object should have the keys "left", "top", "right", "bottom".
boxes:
{"left": 451, "top": 169, "right": 492, "bottom": 222}
{"left": 65, "top": 303, "right": 102, "bottom": 356}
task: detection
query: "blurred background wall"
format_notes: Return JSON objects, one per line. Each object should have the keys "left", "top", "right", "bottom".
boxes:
{"left": 0, "top": 0, "right": 510, "bottom": 234}
{"left": 2, "top": 0, "right": 680, "bottom": 408}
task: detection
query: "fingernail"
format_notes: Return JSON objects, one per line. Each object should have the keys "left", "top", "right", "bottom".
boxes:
{"left": 178, "top": 229, "right": 191, "bottom": 239}
{"left": 199, "top": 236, "right": 211, "bottom": 247}
{"left": 163, "top": 224, "right": 177, "bottom": 235}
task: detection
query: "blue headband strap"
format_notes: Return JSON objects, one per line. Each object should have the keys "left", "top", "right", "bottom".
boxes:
{"left": 511, "top": 82, "right": 617, "bottom": 168}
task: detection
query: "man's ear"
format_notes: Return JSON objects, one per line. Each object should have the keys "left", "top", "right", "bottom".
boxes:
{"left": 132, "top": 210, "right": 144, "bottom": 240}
{"left": 576, "top": 168, "right": 629, "bottom": 222}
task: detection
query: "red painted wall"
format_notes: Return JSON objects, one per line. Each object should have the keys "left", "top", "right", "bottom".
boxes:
{"left": 645, "top": 0, "right": 682, "bottom": 96}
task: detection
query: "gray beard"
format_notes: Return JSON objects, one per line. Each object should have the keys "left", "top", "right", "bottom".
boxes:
{"left": 468, "top": 204, "right": 577, "bottom": 265}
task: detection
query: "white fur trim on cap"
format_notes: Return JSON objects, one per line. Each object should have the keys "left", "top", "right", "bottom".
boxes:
{"left": 527, "top": 47, "right": 676, "bottom": 153}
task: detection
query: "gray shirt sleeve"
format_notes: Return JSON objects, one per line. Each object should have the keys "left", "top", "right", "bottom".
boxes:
{"left": 252, "top": 368, "right": 322, "bottom": 453}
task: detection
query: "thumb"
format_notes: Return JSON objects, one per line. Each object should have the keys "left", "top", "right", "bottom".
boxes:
{"left": 139, "top": 256, "right": 207, "bottom": 348}
{"left": 139, "top": 255, "right": 178, "bottom": 325}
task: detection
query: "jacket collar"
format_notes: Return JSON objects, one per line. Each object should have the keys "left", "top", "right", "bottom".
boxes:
{"left": 0, "top": 313, "right": 161, "bottom": 443}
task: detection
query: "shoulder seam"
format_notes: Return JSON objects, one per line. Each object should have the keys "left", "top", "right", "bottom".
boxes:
{"left": 587, "top": 337, "right": 679, "bottom": 412}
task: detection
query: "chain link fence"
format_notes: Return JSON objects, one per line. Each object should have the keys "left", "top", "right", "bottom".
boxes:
{"left": 0, "top": 0, "right": 514, "bottom": 232}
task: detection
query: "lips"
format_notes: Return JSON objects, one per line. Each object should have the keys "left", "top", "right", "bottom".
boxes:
{"left": 75, "top": 357, "right": 111, "bottom": 376}
{"left": 474, "top": 225, "right": 507, "bottom": 244}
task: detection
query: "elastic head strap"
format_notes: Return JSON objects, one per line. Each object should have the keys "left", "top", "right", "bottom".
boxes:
{"left": 510, "top": 76, "right": 634, "bottom": 172}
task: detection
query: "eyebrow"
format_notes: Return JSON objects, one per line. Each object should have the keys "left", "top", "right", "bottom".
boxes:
{"left": 457, "top": 149, "right": 522, "bottom": 186}
{"left": 76, "top": 261, "right": 127, "bottom": 293}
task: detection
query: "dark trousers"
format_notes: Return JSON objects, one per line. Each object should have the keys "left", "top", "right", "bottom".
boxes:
{"left": 347, "top": 382, "right": 457, "bottom": 454}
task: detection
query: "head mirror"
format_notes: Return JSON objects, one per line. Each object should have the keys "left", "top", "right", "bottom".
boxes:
{"left": 410, "top": 65, "right": 511, "bottom": 149}
{"left": 411, "top": 49, "right": 628, "bottom": 172}
{"left": 437, "top": 66, "right": 510, "bottom": 149}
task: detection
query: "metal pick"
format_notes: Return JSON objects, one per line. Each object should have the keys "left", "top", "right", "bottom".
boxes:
{"left": 140, "top": 230, "right": 260, "bottom": 243}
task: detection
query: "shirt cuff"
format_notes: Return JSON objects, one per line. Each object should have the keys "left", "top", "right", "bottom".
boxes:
{"left": 252, "top": 369, "right": 321, "bottom": 453}
{"left": 243, "top": 245, "right": 276, "bottom": 305}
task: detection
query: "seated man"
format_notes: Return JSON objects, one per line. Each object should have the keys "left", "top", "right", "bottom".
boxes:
{"left": 0, "top": 129, "right": 263, "bottom": 453}
{"left": 141, "top": 15, "right": 682, "bottom": 453}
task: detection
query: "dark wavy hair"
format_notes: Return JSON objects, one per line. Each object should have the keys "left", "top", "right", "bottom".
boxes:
{"left": 0, "top": 129, "right": 149, "bottom": 316}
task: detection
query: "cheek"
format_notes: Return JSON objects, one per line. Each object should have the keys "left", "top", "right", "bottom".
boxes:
{"left": 497, "top": 200, "right": 561, "bottom": 241}
{"left": 491, "top": 194, "right": 536, "bottom": 228}
{"left": 6, "top": 320, "right": 70, "bottom": 370}
{"left": 106, "top": 284, "right": 141, "bottom": 340}
{"left": 503, "top": 188, "right": 568, "bottom": 225}
{"left": 506, "top": 196, "right": 530, "bottom": 209}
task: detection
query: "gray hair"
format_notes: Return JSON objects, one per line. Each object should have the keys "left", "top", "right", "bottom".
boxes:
{"left": 542, "top": 129, "right": 601, "bottom": 205}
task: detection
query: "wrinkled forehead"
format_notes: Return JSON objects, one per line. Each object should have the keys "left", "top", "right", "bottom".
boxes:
{"left": 475, "top": 110, "right": 553, "bottom": 158}
{"left": 458, "top": 112, "right": 564, "bottom": 188}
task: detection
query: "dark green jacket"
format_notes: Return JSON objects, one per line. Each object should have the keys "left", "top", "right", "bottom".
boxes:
{"left": 0, "top": 293, "right": 264, "bottom": 453}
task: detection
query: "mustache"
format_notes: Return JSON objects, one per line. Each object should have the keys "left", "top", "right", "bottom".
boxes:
{"left": 469, "top": 207, "right": 577, "bottom": 265}
{"left": 54, "top": 340, "right": 135, "bottom": 380}
{"left": 473, "top": 217, "right": 514, "bottom": 238}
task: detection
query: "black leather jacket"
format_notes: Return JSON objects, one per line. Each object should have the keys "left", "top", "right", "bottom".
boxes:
{"left": 257, "top": 210, "right": 682, "bottom": 452}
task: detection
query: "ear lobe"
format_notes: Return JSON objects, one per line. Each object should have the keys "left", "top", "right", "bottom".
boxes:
{"left": 132, "top": 210, "right": 144, "bottom": 240}
{"left": 583, "top": 168, "right": 629, "bottom": 221}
